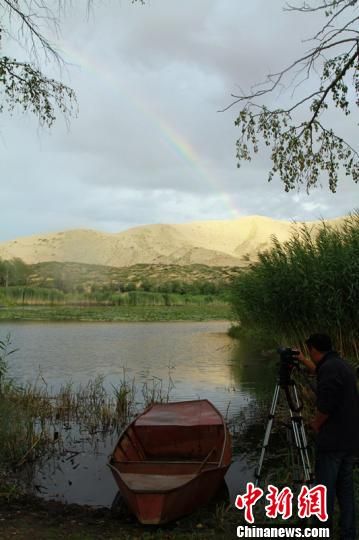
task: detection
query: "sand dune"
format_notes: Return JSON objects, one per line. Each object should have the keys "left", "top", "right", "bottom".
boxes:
{"left": 0, "top": 215, "right": 345, "bottom": 267}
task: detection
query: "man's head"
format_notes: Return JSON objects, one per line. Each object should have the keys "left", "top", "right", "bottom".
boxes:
{"left": 305, "top": 333, "right": 332, "bottom": 363}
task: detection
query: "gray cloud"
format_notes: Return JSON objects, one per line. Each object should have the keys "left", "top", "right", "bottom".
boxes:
{"left": 0, "top": 0, "right": 357, "bottom": 242}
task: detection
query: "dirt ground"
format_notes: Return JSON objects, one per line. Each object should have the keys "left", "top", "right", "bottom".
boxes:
{"left": 0, "top": 493, "right": 238, "bottom": 540}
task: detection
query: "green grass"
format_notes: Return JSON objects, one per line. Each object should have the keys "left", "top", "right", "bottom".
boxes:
{"left": 0, "top": 303, "right": 233, "bottom": 322}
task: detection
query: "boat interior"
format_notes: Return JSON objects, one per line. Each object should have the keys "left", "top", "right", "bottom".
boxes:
{"left": 109, "top": 424, "right": 225, "bottom": 492}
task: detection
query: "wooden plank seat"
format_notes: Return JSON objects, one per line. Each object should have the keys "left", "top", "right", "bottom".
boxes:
{"left": 120, "top": 472, "right": 196, "bottom": 492}
{"left": 112, "top": 459, "right": 218, "bottom": 465}
{"left": 111, "top": 460, "right": 218, "bottom": 476}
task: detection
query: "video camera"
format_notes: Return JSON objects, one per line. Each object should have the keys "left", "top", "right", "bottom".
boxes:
{"left": 277, "top": 347, "right": 300, "bottom": 386}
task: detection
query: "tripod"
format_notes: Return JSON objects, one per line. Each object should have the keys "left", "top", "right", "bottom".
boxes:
{"left": 254, "top": 372, "right": 313, "bottom": 487}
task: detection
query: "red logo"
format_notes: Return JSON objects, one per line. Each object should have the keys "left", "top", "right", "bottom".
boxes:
{"left": 235, "top": 482, "right": 264, "bottom": 524}
{"left": 297, "top": 485, "right": 328, "bottom": 522}
{"left": 265, "top": 485, "right": 293, "bottom": 519}
{"left": 235, "top": 483, "right": 328, "bottom": 524}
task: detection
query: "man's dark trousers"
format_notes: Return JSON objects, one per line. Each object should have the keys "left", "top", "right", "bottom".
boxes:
{"left": 315, "top": 451, "right": 356, "bottom": 539}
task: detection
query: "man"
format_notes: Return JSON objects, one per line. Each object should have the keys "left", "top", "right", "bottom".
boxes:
{"left": 298, "top": 333, "right": 359, "bottom": 539}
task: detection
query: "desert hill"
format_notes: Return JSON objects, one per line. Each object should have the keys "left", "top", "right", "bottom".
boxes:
{"left": 0, "top": 215, "right": 345, "bottom": 268}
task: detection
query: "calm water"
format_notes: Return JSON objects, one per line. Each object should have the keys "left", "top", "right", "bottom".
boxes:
{"left": 0, "top": 321, "right": 277, "bottom": 506}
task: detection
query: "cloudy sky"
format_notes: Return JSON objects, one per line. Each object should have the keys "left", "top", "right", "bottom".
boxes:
{"left": 1, "top": 0, "right": 358, "bottom": 242}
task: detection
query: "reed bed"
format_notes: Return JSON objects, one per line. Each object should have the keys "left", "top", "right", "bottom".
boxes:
{"left": 0, "top": 348, "right": 173, "bottom": 471}
{"left": 231, "top": 212, "right": 359, "bottom": 357}
{"left": 0, "top": 377, "right": 125, "bottom": 469}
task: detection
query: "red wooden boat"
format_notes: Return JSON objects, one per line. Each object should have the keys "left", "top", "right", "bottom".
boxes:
{"left": 109, "top": 399, "right": 232, "bottom": 524}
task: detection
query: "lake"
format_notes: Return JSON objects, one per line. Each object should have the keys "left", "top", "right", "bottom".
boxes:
{"left": 0, "top": 320, "right": 277, "bottom": 507}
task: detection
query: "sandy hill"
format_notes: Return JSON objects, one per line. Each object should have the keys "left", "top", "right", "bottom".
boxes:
{"left": 0, "top": 215, "right": 345, "bottom": 268}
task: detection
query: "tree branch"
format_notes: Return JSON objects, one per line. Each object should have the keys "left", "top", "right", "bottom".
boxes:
{"left": 285, "top": 0, "right": 353, "bottom": 13}
{"left": 231, "top": 1, "right": 359, "bottom": 192}
{"left": 1, "top": 0, "right": 62, "bottom": 63}
{"left": 302, "top": 45, "right": 358, "bottom": 133}
{"left": 221, "top": 38, "right": 358, "bottom": 113}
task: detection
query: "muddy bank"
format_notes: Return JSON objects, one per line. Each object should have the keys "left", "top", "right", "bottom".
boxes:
{"left": 0, "top": 491, "right": 239, "bottom": 540}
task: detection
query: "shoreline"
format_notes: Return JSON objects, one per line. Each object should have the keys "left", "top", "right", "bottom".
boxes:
{"left": 0, "top": 304, "right": 233, "bottom": 323}
{"left": 0, "top": 488, "right": 235, "bottom": 539}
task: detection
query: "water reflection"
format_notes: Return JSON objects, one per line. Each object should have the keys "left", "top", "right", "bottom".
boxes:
{"left": 1, "top": 321, "right": 259, "bottom": 417}
{"left": 29, "top": 427, "right": 119, "bottom": 507}
{"left": 0, "top": 321, "right": 276, "bottom": 506}
{"left": 230, "top": 344, "right": 277, "bottom": 398}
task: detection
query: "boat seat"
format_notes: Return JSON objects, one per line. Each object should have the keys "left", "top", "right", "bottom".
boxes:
{"left": 113, "top": 459, "right": 217, "bottom": 465}
{"left": 120, "top": 472, "right": 196, "bottom": 492}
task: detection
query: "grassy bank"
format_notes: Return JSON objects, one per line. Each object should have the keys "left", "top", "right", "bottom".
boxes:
{"left": 0, "top": 258, "right": 236, "bottom": 322}
{"left": 0, "top": 287, "right": 230, "bottom": 307}
{"left": 231, "top": 212, "right": 359, "bottom": 356}
{"left": 0, "top": 303, "right": 233, "bottom": 322}
{"left": 0, "top": 261, "right": 240, "bottom": 305}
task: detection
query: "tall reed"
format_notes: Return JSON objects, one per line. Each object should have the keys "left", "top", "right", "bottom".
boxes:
{"left": 0, "top": 367, "right": 174, "bottom": 470}
{"left": 231, "top": 212, "right": 359, "bottom": 356}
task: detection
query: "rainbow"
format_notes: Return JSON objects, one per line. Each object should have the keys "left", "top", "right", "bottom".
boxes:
{"left": 56, "top": 41, "right": 241, "bottom": 218}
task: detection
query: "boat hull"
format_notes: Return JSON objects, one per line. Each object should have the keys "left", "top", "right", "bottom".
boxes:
{"left": 109, "top": 400, "right": 232, "bottom": 524}
{"left": 112, "top": 464, "right": 229, "bottom": 524}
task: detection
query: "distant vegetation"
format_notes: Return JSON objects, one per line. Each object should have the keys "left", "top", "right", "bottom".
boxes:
{"left": 0, "top": 258, "right": 30, "bottom": 288}
{"left": 0, "top": 260, "right": 240, "bottom": 317}
{"left": 231, "top": 213, "right": 359, "bottom": 357}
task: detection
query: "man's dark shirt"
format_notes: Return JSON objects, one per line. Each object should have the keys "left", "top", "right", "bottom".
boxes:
{"left": 316, "top": 350, "right": 359, "bottom": 453}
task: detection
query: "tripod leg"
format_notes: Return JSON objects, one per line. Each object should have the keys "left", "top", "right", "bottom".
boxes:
{"left": 255, "top": 383, "right": 281, "bottom": 487}
{"left": 288, "top": 384, "right": 312, "bottom": 484}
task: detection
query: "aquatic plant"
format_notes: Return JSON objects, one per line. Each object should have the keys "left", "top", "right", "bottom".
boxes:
{"left": 0, "top": 364, "right": 176, "bottom": 472}
{"left": 231, "top": 212, "right": 359, "bottom": 357}
{"left": 112, "top": 369, "right": 137, "bottom": 425}
{"left": 141, "top": 365, "right": 175, "bottom": 406}
{"left": 0, "top": 334, "right": 17, "bottom": 396}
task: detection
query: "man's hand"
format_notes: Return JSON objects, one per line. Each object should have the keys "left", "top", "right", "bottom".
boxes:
{"left": 297, "top": 351, "right": 316, "bottom": 374}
